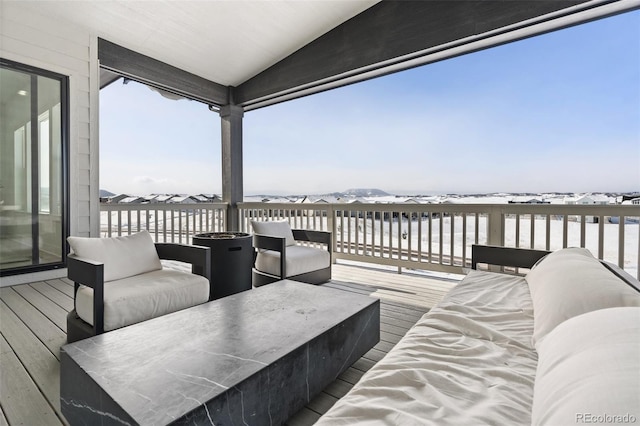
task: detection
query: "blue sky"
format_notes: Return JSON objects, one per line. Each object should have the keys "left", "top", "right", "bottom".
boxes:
{"left": 100, "top": 10, "right": 639, "bottom": 196}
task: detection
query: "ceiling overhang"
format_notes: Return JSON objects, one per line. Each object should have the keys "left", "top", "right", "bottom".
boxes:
{"left": 94, "top": 0, "right": 639, "bottom": 111}
{"left": 236, "top": 0, "right": 639, "bottom": 110}
{"left": 99, "top": 39, "right": 229, "bottom": 106}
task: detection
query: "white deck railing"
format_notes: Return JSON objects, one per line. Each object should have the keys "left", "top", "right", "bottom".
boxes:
{"left": 239, "top": 202, "right": 640, "bottom": 279}
{"left": 99, "top": 202, "right": 640, "bottom": 279}
{"left": 100, "top": 203, "right": 227, "bottom": 244}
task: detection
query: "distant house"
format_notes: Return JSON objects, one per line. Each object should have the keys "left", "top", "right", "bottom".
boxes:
{"left": 191, "top": 195, "right": 209, "bottom": 203}
{"left": 564, "top": 194, "right": 613, "bottom": 223}
{"left": 118, "top": 196, "right": 146, "bottom": 204}
{"left": 169, "top": 195, "right": 199, "bottom": 204}
{"left": 508, "top": 197, "right": 549, "bottom": 204}
{"left": 104, "top": 194, "right": 130, "bottom": 203}
{"left": 155, "top": 194, "right": 177, "bottom": 203}
{"left": 198, "top": 194, "right": 222, "bottom": 202}
{"left": 141, "top": 194, "right": 160, "bottom": 204}
{"left": 565, "top": 194, "right": 612, "bottom": 205}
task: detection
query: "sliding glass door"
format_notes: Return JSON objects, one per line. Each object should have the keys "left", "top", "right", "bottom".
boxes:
{"left": 0, "top": 59, "right": 68, "bottom": 275}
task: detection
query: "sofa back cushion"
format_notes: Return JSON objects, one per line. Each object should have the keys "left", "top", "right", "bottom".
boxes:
{"left": 525, "top": 247, "right": 640, "bottom": 347}
{"left": 68, "top": 231, "right": 162, "bottom": 282}
{"left": 251, "top": 220, "right": 296, "bottom": 246}
{"left": 531, "top": 307, "right": 640, "bottom": 425}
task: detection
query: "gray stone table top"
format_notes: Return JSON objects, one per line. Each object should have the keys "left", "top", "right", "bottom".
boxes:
{"left": 61, "top": 280, "right": 379, "bottom": 425}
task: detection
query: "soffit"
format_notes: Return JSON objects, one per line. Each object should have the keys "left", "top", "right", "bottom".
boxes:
{"left": 14, "top": 0, "right": 379, "bottom": 87}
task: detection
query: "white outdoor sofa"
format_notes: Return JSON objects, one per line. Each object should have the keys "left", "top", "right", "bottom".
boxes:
{"left": 317, "top": 245, "right": 640, "bottom": 425}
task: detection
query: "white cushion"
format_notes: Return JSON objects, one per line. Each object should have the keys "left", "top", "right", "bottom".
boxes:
{"left": 68, "top": 231, "right": 162, "bottom": 282}
{"left": 525, "top": 247, "right": 640, "bottom": 347}
{"left": 255, "top": 245, "right": 330, "bottom": 278}
{"left": 532, "top": 307, "right": 640, "bottom": 425}
{"left": 76, "top": 269, "right": 209, "bottom": 331}
{"left": 251, "top": 220, "right": 295, "bottom": 246}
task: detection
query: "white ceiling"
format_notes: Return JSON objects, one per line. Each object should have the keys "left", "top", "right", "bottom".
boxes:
{"left": 17, "top": 0, "right": 379, "bottom": 87}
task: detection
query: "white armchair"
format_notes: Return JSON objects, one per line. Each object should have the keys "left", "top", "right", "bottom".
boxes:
{"left": 251, "top": 221, "right": 332, "bottom": 286}
{"left": 66, "top": 231, "right": 211, "bottom": 343}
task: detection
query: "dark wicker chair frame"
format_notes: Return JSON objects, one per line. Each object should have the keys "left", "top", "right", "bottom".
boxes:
{"left": 252, "top": 229, "right": 332, "bottom": 287}
{"left": 66, "top": 243, "right": 211, "bottom": 343}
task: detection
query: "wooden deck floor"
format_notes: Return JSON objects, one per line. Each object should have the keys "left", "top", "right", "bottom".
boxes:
{"left": 0, "top": 262, "right": 458, "bottom": 426}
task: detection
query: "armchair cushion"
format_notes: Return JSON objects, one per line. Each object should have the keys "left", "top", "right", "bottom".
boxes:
{"left": 251, "top": 220, "right": 296, "bottom": 246}
{"left": 75, "top": 268, "right": 209, "bottom": 331}
{"left": 68, "top": 231, "right": 161, "bottom": 282}
{"left": 256, "top": 245, "right": 330, "bottom": 278}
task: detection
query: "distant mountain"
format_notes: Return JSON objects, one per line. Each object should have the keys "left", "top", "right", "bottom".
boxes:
{"left": 343, "top": 188, "right": 390, "bottom": 197}
{"left": 100, "top": 189, "right": 115, "bottom": 197}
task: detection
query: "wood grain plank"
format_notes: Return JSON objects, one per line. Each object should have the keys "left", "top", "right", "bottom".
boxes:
{"left": 326, "top": 281, "right": 434, "bottom": 314}
{"left": 362, "top": 347, "right": 386, "bottom": 363}
{"left": 60, "top": 278, "right": 74, "bottom": 286}
{"left": 30, "top": 281, "right": 74, "bottom": 312}
{"left": 337, "top": 367, "right": 365, "bottom": 385}
{"left": 11, "top": 284, "right": 67, "bottom": 331}
{"left": 373, "top": 339, "right": 396, "bottom": 353}
{"left": 306, "top": 391, "right": 338, "bottom": 416}
{"left": 379, "top": 312, "right": 420, "bottom": 330}
{"left": 285, "top": 407, "right": 321, "bottom": 426}
{"left": 380, "top": 321, "right": 413, "bottom": 338}
{"left": 0, "top": 403, "right": 9, "bottom": 426}
{"left": 45, "top": 279, "right": 74, "bottom": 298}
{"left": 351, "top": 357, "right": 376, "bottom": 373}
{"left": 0, "top": 288, "right": 66, "bottom": 360}
{"left": 321, "top": 379, "right": 353, "bottom": 399}
{"left": 0, "top": 312, "right": 64, "bottom": 425}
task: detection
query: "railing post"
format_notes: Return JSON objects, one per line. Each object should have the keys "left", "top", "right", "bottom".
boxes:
{"left": 487, "top": 205, "right": 504, "bottom": 247}
{"left": 328, "top": 205, "right": 337, "bottom": 264}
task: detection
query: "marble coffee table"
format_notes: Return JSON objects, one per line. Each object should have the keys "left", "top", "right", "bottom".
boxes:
{"left": 60, "top": 280, "right": 380, "bottom": 425}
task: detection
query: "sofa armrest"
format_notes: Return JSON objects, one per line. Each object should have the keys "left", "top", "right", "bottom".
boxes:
{"left": 292, "top": 229, "right": 332, "bottom": 246}
{"left": 253, "top": 234, "right": 287, "bottom": 252}
{"left": 471, "top": 245, "right": 550, "bottom": 270}
{"left": 155, "top": 243, "right": 211, "bottom": 282}
{"left": 67, "top": 254, "right": 105, "bottom": 334}
{"left": 252, "top": 234, "right": 286, "bottom": 279}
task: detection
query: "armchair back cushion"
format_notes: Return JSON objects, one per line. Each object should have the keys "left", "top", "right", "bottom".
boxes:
{"left": 68, "top": 231, "right": 162, "bottom": 282}
{"left": 251, "top": 220, "right": 296, "bottom": 246}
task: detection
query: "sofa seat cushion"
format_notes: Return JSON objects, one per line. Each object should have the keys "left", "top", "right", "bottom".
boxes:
{"left": 525, "top": 247, "right": 640, "bottom": 347}
{"left": 532, "top": 307, "right": 640, "bottom": 425}
{"left": 76, "top": 269, "right": 209, "bottom": 331}
{"left": 317, "top": 270, "right": 538, "bottom": 425}
{"left": 255, "top": 245, "right": 330, "bottom": 278}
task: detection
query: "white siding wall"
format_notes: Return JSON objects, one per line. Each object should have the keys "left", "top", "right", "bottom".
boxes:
{"left": 0, "top": 2, "right": 99, "bottom": 285}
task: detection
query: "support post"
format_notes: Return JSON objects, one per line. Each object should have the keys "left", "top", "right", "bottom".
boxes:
{"left": 220, "top": 104, "right": 244, "bottom": 231}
